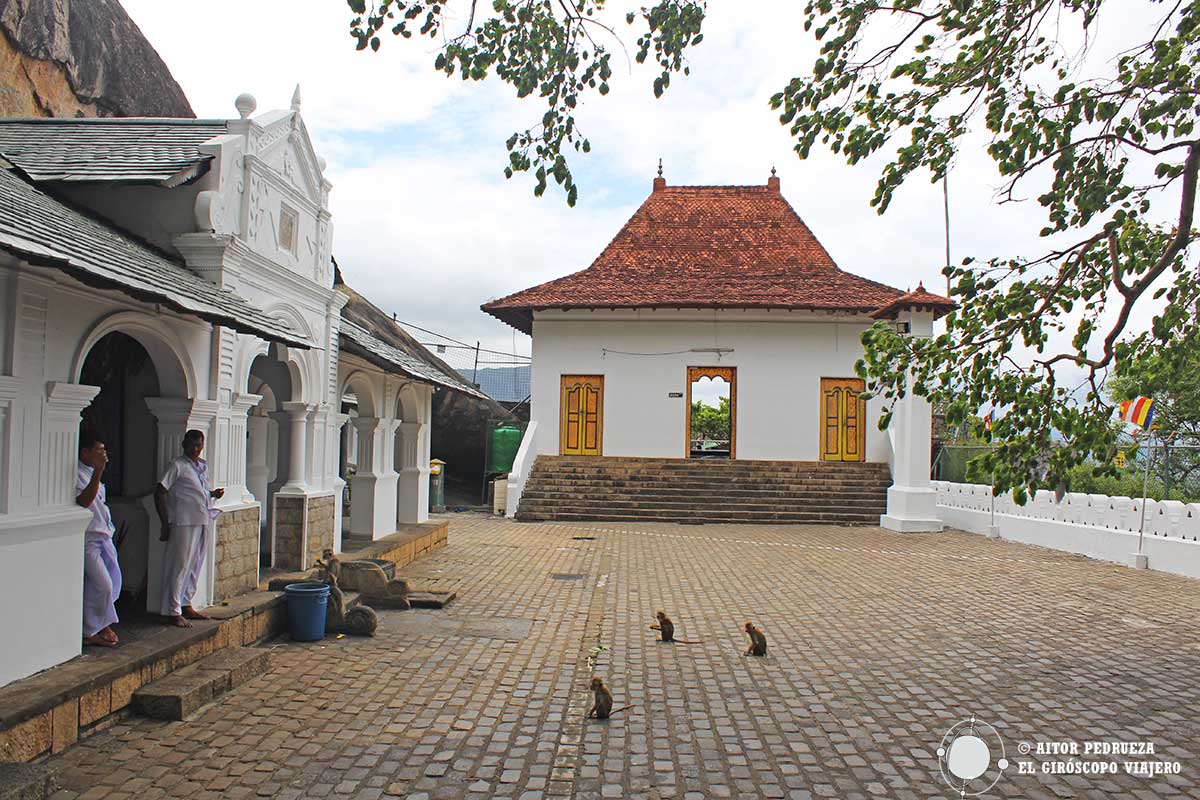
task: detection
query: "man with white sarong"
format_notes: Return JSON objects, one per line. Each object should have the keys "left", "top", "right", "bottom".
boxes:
{"left": 154, "top": 430, "right": 224, "bottom": 627}
{"left": 77, "top": 432, "right": 121, "bottom": 647}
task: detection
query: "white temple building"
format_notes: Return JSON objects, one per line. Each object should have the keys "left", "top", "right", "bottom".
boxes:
{"left": 0, "top": 91, "right": 484, "bottom": 687}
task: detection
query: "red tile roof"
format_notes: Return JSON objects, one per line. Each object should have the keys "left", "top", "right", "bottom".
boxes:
{"left": 482, "top": 180, "right": 950, "bottom": 333}
{"left": 869, "top": 282, "right": 957, "bottom": 319}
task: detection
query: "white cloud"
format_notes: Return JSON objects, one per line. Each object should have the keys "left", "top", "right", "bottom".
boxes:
{"left": 119, "top": 0, "right": 1171, "bottom": 370}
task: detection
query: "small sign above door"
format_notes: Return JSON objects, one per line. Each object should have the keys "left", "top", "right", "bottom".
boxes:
{"left": 668, "top": 392, "right": 683, "bottom": 398}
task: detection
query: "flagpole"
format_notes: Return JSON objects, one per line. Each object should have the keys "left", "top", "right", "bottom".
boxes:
{"left": 1133, "top": 430, "right": 1153, "bottom": 569}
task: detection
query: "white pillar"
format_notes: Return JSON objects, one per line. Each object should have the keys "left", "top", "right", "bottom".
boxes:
{"left": 397, "top": 420, "right": 429, "bottom": 524}
{"left": 880, "top": 310, "right": 943, "bottom": 533}
{"left": 279, "top": 401, "right": 313, "bottom": 492}
{"left": 43, "top": 382, "right": 102, "bottom": 509}
{"left": 349, "top": 416, "right": 398, "bottom": 539}
{"left": 227, "top": 393, "right": 262, "bottom": 505}
{"left": 247, "top": 414, "right": 270, "bottom": 512}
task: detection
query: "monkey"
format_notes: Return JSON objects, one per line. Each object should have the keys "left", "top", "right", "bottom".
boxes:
{"left": 649, "top": 610, "right": 700, "bottom": 644}
{"left": 317, "top": 559, "right": 378, "bottom": 637}
{"left": 321, "top": 548, "right": 411, "bottom": 609}
{"left": 743, "top": 621, "right": 767, "bottom": 657}
{"left": 585, "top": 677, "right": 635, "bottom": 720}
{"left": 317, "top": 548, "right": 341, "bottom": 581}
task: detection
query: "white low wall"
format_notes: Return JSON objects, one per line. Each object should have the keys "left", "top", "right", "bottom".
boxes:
{"left": 505, "top": 421, "right": 538, "bottom": 518}
{"left": 934, "top": 481, "right": 1200, "bottom": 579}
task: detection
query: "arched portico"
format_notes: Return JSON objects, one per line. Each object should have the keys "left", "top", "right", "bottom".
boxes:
{"left": 394, "top": 382, "right": 432, "bottom": 524}
{"left": 339, "top": 371, "right": 397, "bottom": 540}
{"left": 73, "top": 314, "right": 218, "bottom": 614}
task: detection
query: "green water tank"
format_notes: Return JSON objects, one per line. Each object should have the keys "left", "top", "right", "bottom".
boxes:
{"left": 488, "top": 425, "right": 523, "bottom": 474}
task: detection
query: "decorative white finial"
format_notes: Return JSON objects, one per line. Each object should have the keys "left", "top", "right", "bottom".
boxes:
{"left": 234, "top": 93, "right": 257, "bottom": 119}
{"left": 317, "top": 156, "right": 327, "bottom": 172}
{"left": 291, "top": 84, "right": 302, "bottom": 111}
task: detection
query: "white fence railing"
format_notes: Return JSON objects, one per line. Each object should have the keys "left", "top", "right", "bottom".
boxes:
{"left": 933, "top": 481, "right": 1200, "bottom": 579}
{"left": 504, "top": 421, "right": 538, "bottom": 518}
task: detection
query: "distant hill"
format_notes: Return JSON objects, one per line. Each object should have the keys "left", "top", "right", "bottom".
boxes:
{"left": 460, "top": 366, "right": 531, "bottom": 404}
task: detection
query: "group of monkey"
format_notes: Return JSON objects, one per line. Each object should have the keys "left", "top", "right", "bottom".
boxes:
{"left": 585, "top": 610, "right": 768, "bottom": 721}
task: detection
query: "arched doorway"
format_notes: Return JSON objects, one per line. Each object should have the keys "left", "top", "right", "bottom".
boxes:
{"left": 687, "top": 367, "right": 736, "bottom": 459}
{"left": 76, "top": 326, "right": 195, "bottom": 615}
{"left": 245, "top": 344, "right": 297, "bottom": 564}
{"left": 395, "top": 383, "right": 430, "bottom": 524}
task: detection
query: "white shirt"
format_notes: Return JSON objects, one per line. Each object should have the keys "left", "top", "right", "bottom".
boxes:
{"left": 160, "top": 456, "right": 219, "bottom": 527}
{"left": 77, "top": 462, "right": 116, "bottom": 538}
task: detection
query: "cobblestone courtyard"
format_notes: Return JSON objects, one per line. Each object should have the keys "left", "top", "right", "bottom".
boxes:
{"left": 42, "top": 515, "right": 1200, "bottom": 799}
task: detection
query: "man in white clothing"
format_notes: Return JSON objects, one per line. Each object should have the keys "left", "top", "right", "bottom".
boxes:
{"left": 77, "top": 431, "right": 121, "bottom": 647}
{"left": 154, "top": 429, "right": 224, "bottom": 627}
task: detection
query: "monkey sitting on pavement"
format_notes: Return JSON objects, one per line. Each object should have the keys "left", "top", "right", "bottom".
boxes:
{"left": 743, "top": 621, "right": 767, "bottom": 656}
{"left": 315, "top": 557, "right": 378, "bottom": 637}
{"left": 649, "top": 610, "right": 700, "bottom": 643}
{"left": 585, "top": 677, "right": 635, "bottom": 720}
{"left": 321, "top": 548, "right": 411, "bottom": 609}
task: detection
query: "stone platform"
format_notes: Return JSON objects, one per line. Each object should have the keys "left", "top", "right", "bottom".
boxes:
{"left": 0, "top": 520, "right": 448, "bottom": 765}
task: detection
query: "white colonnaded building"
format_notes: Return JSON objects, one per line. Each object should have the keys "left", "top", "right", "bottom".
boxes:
{"left": 0, "top": 90, "right": 485, "bottom": 687}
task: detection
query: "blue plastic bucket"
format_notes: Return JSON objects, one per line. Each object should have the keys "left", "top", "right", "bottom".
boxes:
{"left": 284, "top": 582, "right": 329, "bottom": 642}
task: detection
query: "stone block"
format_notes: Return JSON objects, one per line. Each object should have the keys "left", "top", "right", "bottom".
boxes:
{"left": 50, "top": 699, "right": 78, "bottom": 754}
{"left": 78, "top": 685, "right": 111, "bottom": 728}
{"left": 0, "top": 711, "right": 52, "bottom": 762}
{"left": 195, "top": 648, "right": 269, "bottom": 688}
{"left": 0, "top": 762, "right": 58, "bottom": 800}
{"left": 110, "top": 671, "right": 143, "bottom": 713}
{"left": 132, "top": 668, "right": 229, "bottom": 721}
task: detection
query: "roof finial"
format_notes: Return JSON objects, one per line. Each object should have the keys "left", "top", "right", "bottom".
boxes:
{"left": 767, "top": 165, "right": 781, "bottom": 191}
{"left": 234, "top": 92, "right": 257, "bottom": 119}
{"left": 291, "top": 84, "right": 302, "bottom": 111}
{"left": 657, "top": 158, "right": 663, "bottom": 178}
{"left": 653, "top": 158, "right": 666, "bottom": 192}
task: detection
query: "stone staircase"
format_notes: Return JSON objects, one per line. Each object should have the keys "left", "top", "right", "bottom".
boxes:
{"left": 515, "top": 456, "right": 891, "bottom": 525}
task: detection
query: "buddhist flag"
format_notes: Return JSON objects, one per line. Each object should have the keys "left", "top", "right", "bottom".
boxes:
{"left": 1119, "top": 397, "right": 1155, "bottom": 429}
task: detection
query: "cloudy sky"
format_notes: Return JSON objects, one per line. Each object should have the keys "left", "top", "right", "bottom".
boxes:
{"left": 120, "top": 1, "right": 1164, "bottom": 381}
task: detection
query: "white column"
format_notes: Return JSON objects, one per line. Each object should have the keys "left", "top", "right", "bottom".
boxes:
{"left": 331, "top": 412, "right": 349, "bottom": 551}
{"left": 227, "top": 393, "right": 262, "bottom": 505}
{"left": 247, "top": 414, "right": 270, "bottom": 512}
{"left": 349, "top": 416, "right": 397, "bottom": 539}
{"left": 279, "top": 401, "right": 314, "bottom": 493}
{"left": 397, "top": 420, "right": 429, "bottom": 524}
{"left": 42, "top": 382, "right": 101, "bottom": 510}
{"left": 880, "top": 310, "right": 943, "bottom": 533}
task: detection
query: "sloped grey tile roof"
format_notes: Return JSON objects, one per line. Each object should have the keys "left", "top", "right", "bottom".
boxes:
{"left": 339, "top": 319, "right": 489, "bottom": 400}
{"left": 0, "top": 119, "right": 227, "bottom": 185}
{"left": 0, "top": 166, "right": 308, "bottom": 348}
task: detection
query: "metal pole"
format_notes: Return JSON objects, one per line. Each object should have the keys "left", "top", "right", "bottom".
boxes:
{"left": 1163, "top": 442, "right": 1171, "bottom": 501}
{"left": 472, "top": 341, "right": 481, "bottom": 387}
{"left": 1137, "top": 433, "right": 1153, "bottom": 554}
{"left": 943, "top": 173, "right": 951, "bottom": 296}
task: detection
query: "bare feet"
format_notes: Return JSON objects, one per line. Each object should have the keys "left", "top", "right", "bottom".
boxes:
{"left": 84, "top": 627, "right": 118, "bottom": 647}
{"left": 181, "top": 606, "right": 209, "bottom": 621}
{"left": 166, "top": 615, "right": 192, "bottom": 628}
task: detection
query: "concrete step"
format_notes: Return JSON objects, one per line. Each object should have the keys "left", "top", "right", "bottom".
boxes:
{"left": 518, "top": 497, "right": 886, "bottom": 512}
{"left": 516, "top": 510, "right": 881, "bottom": 525}
{"left": 0, "top": 763, "right": 57, "bottom": 800}
{"left": 525, "top": 484, "right": 892, "bottom": 496}
{"left": 516, "top": 504, "right": 882, "bottom": 522}
{"left": 132, "top": 647, "right": 269, "bottom": 721}
{"left": 408, "top": 591, "right": 457, "bottom": 609}
{"left": 526, "top": 476, "right": 892, "bottom": 490}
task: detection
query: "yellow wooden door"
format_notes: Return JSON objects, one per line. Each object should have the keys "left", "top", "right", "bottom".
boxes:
{"left": 820, "top": 378, "right": 866, "bottom": 462}
{"left": 560, "top": 375, "right": 604, "bottom": 456}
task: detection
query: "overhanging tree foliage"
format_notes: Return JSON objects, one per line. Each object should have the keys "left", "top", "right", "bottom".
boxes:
{"left": 348, "top": 0, "right": 1200, "bottom": 501}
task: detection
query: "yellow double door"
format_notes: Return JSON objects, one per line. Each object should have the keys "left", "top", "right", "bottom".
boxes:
{"left": 820, "top": 377, "right": 866, "bottom": 462}
{"left": 558, "top": 373, "right": 864, "bottom": 461}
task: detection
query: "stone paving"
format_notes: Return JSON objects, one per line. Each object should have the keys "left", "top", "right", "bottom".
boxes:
{"left": 39, "top": 515, "right": 1200, "bottom": 799}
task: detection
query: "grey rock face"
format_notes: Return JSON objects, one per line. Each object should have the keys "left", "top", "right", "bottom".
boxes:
{"left": 0, "top": 0, "right": 193, "bottom": 117}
